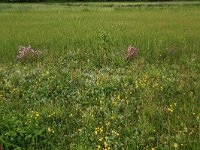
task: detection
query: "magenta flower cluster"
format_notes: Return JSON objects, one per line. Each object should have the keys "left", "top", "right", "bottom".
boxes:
{"left": 17, "top": 45, "right": 42, "bottom": 60}
{"left": 126, "top": 45, "right": 139, "bottom": 59}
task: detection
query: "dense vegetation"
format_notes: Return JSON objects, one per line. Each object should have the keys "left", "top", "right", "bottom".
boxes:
{"left": 0, "top": 3, "right": 200, "bottom": 150}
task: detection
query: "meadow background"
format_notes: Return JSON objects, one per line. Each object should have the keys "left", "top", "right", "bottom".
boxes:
{"left": 0, "top": 2, "right": 200, "bottom": 150}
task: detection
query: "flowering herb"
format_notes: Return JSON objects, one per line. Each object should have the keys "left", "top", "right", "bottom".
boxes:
{"left": 125, "top": 45, "right": 139, "bottom": 60}
{"left": 17, "top": 45, "right": 42, "bottom": 61}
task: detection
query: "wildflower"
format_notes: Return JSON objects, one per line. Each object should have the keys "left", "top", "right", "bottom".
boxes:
{"left": 99, "top": 127, "right": 103, "bottom": 133}
{"left": 125, "top": 45, "right": 139, "bottom": 60}
{"left": 112, "top": 101, "right": 116, "bottom": 106}
{"left": 97, "top": 145, "right": 101, "bottom": 150}
{"left": 99, "top": 137, "right": 103, "bottom": 142}
{"left": 48, "top": 127, "right": 51, "bottom": 132}
{"left": 115, "top": 132, "right": 119, "bottom": 136}
{"left": 167, "top": 108, "right": 173, "bottom": 113}
{"left": 95, "top": 127, "right": 99, "bottom": 135}
{"left": 112, "top": 130, "right": 119, "bottom": 136}
{"left": 35, "top": 112, "right": 39, "bottom": 117}
{"left": 174, "top": 143, "right": 178, "bottom": 148}
{"left": 48, "top": 127, "right": 54, "bottom": 133}
{"left": 78, "top": 129, "right": 82, "bottom": 132}
{"left": 17, "top": 45, "right": 42, "bottom": 61}
{"left": 104, "top": 141, "right": 108, "bottom": 147}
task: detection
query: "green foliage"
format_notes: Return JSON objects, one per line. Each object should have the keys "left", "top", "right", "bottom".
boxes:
{"left": 0, "top": 3, "right": 200, "bottom": 150}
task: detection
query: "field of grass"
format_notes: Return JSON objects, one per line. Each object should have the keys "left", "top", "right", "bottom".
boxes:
{"left": 0, "top": 2, "right": 200, "bottom": 150}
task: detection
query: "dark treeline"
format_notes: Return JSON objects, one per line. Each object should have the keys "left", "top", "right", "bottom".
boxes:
{"left": 0, "top": 0, "right": 195, "bottom": 2}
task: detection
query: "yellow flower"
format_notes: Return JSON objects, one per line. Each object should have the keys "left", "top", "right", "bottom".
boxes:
{"left": 115, "top": 132, "right": 119, "bottom": 136}
{"left": 104, "top": 141, "right": 108, "bottom": 147}
{"left": 48, "top": 127, "right": 51, "bottom": 132}
{"left": 99, "top": 137, "right": 103, "bottom": 142}
{"left": 78, "top": 129, "right": 82, "bottom": 132}
{"left": 112, "top": 101, "right": 116, "bottom": 106}
{"left": 97, "top": 145, "right": 101, "bottom": 150}
{"left": 99, "top": 127, "right": 103, "bottom": 133}
{"left": 48, "top": 127, "right": 54, "bottom": 133}
{"left": 167, "top": 108, "right": 173, "bottom": 113}
{"left": 35, "top": 112, "right": 39, "bottom": 117}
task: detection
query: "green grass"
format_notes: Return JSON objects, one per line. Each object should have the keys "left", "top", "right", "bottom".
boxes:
{"left": 0, "top": 2, "right": 200, "bottom": 150}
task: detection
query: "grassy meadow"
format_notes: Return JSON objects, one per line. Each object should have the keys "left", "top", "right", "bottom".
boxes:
{"left": 0, "top": 2, "right": 200, "bottom": 150}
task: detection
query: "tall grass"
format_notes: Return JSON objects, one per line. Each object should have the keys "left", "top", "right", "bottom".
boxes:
{"left": 0, "top": 3, "right": 200, "bottom": 150}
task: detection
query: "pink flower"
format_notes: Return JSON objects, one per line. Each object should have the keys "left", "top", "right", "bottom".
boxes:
{"left": 17, "top": 45, "right": 42, "bottom": 61}
{"left": 125, "top": 45, "right": 139, "bottom": 60}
